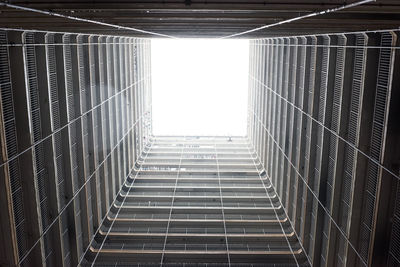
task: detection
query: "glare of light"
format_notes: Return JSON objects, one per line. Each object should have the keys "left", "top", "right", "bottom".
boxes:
{"left": 151, "top": 38, "right": 249, "bottom": 136}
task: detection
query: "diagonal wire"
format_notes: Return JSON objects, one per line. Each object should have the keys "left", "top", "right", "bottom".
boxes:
{"left": 249, "top": 106, "right": 369, "bottom": 267}
{"left": 19, "top": 109, "right": 149, "bottom": 265}
{"left": 214, "top": 138, "right": 231, "bottom": 266}
{"left": 0, "top": 76, "right": 149, "bottom": 171}
{"left": 0, "top": 27, "right": 157, "bottom": 44}
{"left": 90, "top": 141, "right": 154, "bottom": 266}
{"left": 79, "top": 141, "right": 153, "bottom": 265}
{"left": 160, "top": 136, "right": 185, "bottom": 266}
{"left": 220, "top": 0, "right": 375, "bottom": 39}
{"left": 246, "top": 28, "right": 400, "bottom": 41}
{"left": 244, "top": 141, "right": 304, "bottom": 267}
{"left": 251, "top": 74, "right": 400, "bottom": 183}
{"left": 0, "top": 2, "right": 177, "bottom": 39}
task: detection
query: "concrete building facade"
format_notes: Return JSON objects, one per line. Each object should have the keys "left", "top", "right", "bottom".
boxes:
{"left": 0, "top": 1, "right": 400, "bottom": 266}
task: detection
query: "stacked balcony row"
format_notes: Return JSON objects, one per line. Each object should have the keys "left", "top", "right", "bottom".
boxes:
{"left": 85, "top": 136, "right": 308, "bottom": 266}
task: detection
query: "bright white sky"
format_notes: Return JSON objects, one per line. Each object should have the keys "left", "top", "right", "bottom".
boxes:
{"left": 151, "top": 38, "right": 249, "bottom": 136}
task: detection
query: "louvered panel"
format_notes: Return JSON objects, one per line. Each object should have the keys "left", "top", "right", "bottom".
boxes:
{"left": 273, "top": 38, "right": 283, "bottom": 192}
{"left": 68, "top": 121, "right": 80, "bottom": 192}
{"left": 268, "top": 39, "right": 276, "bottom": 182}
{"left": 0, "top": 31, "right": 30, "bottom": 261}
{"left": 89, "top": 35, "right": 99, "bottom": 108}
{"left": 280, "top": 38, "right": 290, "bottom": 209}
{"left": 77, "top": 35, "right": 90, "bottom": 114}
{"left": 306, "top": 35, "right": 331, "bottom": 263}
{"left": 133, "top": 40, "right": 141, "bottom": 160}
{"left": 122, "top": 90, "right": 128, "bottom": 173}
{"left": 63, "top": 34, "right": 77, "bottom": 121}
{"left": 106, "top": 37, "right": 115, "bottom": 100}
{"left": 293, "top": 36, "right": 306, "bottom": 232}
{"left": 254, "top": 39, "right": 261, "bottom": 159}
{"left": 45, "top": 34, "right": 60, "bottom": 129}
{"left": 388, "top": 183, "right": 400, "bottom": 266}
{"left": 81, "top": 112, "right": 94, "bottom": 244}
{"left": 137, "top": 41, "right": 144, "bottom": 155}
{"left": 262, "top": 40, "right": 268, "bottom": 168}
{"left": 60, "top": 210, "right": 72, "bottom": 266}
{"left": 23, "top": 32, "right": 42, "bottom": 143}
{"left": 74, "top": 195, "right": 84, "bottom": 257}
{"left": 114, "top": 37, "right": 121, "bottom": 93}
{"left": 95, "top": 106, "right": 104, "bottom": 166}
{"left": 295, "top": 35, "right": 316, "bottom": 255}
{"left": 98, "top": 36, "right": 107, "bottom": 102}
{"left": 302, "top": 36, "right": 317, "bottom": 185}
{"left": 254, "top": 40, "right": 261, "bottom": 178}
{"left": 262, "top": 40, "right": 270, "bottom": 173}
{"left": 317, "top": 36, "right": 330, "bottom": 123}
{"left": 67, "top": 117, "right": 86, "bottom": 264}
{"left": 358, "top": 32, "right": 396, "bottom": 265}
{"left": 98, "top": 37, "right": 110, "bottom": 217}
{"left": 120, "top": 38, "right": 127, "bottom": 93}
{"left": 82, "top": 114, "right": 91, "bottom": 176}
{"left": 9, "top": 158, "right": 28, "bottom": 259}
{"left": 320, "top": 214, "right": 330, "bottom": 266}
{"left": 259, "top": 39, "right": 264, "bottom": 161}
{"left": 324, "top": 34, "right": 367, "bottom": 264}
{"left": 100, "top": 103, "right": 109, "bottom": 210}
{"left": 266, "top": 53, "right": 272, "bottom": 179}
{"left": 262, "top": 40, "right": 268, "bottom": 173}
{"left": 0, "top": 31, "right": 18, "bottom": 160}
{"left": 23, "top": 31, "right": 58, "bottom": 265}
{"left": 116, "top": 94, "right": 123, "bottom": 181}
{"left": 45, "top": 33, "right": 68, "bottom": 215}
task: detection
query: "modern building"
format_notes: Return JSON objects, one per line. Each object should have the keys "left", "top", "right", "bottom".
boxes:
{"left": 0, "top": 1, "right": 399, "bottom": 266}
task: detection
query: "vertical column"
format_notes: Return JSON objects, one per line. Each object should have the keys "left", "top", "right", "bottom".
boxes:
{"left": 279, "top": 38, "right": 290, "bottom": 208}
{"left": 113, "top": 36, "right": 122, "bottom": 189}
{"left": 119, "top": 37, "right": 127, "bottom": 180}
{"left": 285, "top": 37, "right": 298, "bottom": 214}
{"left": 77, "top": 33, "right": 94, "bottom": 252}
{"left": 267, "top": 39, "right": 275, "bottom": 183}
{"left": 89, "top": 35, "right": 102, "bottom": 231}
{"left": 98, "top": 35, "right": 110, "bottom": 218}
{"left": 301, "top": 34, "right": 325, "bottom": 259}
{"left": 63, "top": 33, "right": 85, "bottom": 264}
{"left": 263, "top": 39, "right": 271, "bottom": 170}
{"left": 247, "top": 40, "right": 254, "bottom": 145}
{"left": 297, "top": 36, "right": 316, "bottom": 243}
{"left": 261, "top": 39, "right": 270, "bottom": 168}
{"left": 106, "top": 36, "right": 117, "bottom": 202}
{"left": 254, "top": 40, "right": 261, "bottom": 157}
